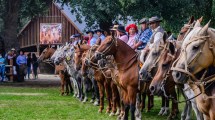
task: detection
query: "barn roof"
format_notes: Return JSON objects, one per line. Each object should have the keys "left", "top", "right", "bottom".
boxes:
{"left": 17, "top": 2, "right": 86, "bottom": 37}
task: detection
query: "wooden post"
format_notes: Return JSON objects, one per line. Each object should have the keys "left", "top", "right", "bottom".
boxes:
{"left": 9, "top": 59, "right": 13, "bottom": 81}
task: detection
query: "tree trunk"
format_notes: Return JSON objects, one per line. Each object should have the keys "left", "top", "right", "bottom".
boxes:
{"left": 2, "top": 0, "right": 21, "bottom": 52}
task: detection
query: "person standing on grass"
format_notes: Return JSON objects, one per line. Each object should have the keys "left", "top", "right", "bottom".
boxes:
{"left": 0, "top": 54, "right": 6, "bottom": 82}
{"left": 32, "top": 53, "right": 39, "bottom": 79}
{"left": 26, "top": 53, "right": 32, "bottom": 79}
{"left": 16, "top": 50, "right": 27, "bottom": 82}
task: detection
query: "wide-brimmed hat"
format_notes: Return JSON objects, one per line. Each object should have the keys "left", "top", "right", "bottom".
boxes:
{"left": 110, "top": 25, "right": 119, "bottom": 31}
{"left": 94, "top": 29, "right": 104, "bottom": 33}
{"left": 11, "top": 48, "right": 15, "bottom": 51}
{"left": 86, "top": 30, "right": 94, "bottom": 34}
{"left": 139, "top": 18, "right": 149, "bottom": 24}
{"left": 126, "top": 24, "right": 138, "bottom": 32}
{"left": 117, "top": 25, "right": 126, "bottom": 33}
{"left": 73, "top": 33, "right": 81, "bottom": 37}
{"left": 70, "top": 35, "right": 75, "bottom": 39}
{"left": 149, "top": 16, "right": 162, "bottom": 24}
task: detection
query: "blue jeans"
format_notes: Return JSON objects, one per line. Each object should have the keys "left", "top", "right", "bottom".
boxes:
{"left": 0, "top": 64, "right": 5, "bottom": 81}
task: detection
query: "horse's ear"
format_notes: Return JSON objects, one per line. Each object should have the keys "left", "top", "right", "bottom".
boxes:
{"left": 188, "top": 16, "right": 195, "bottom": 25}
{"left": 163, "top": 32, "right": 168, "bottom": 43}
{"left": 198, "top": 16, "right": 203, "bottom": 23}
{"left": 96, "top": 38, "right": 101, "bottom": 45}
{"left": 74, "top": 45, "right": 77, "bottom": 49}
{"left": 77, "top": 43, "right": 80, "bottom": 49}
{"left": 194, "top": 19, "right": 201, "bottom": 28}
{"left": 169, "top": 42, "right": 175, "bottom": 55}
{"left": 199, "top": 20, "right": 210, "bottom": 35}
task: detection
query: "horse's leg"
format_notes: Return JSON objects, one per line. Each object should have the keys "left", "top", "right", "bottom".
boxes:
{"left": 135, "top": 93, "right": 142, "bottom": 120}
{"left": 97, "top": 81, "right": 104, "bottom": 113}
{"left": 66, "top": 75, "right": 73, "bottom": 95}
{"left": 191, "top": 100, "right": 204, "bottom": 120}
{"left": 92, "top": 77, "right": 100, "bottom": 106}
{"left": 158, "top": 96, "right": 166, "bottom": 115}
{"left": 59, "top": 72, "right": 65, "bottom": 96}
{"left": 162, "top": 97, "right": 169, "bottom": 116}
{"left": 141, "top": 93, "right": 146, "bottom": 112}
{"left": 118, "top": 90, "right": 125, "bottom": 119}
{"left": 128, "top": 87, "right": 137, "bottom": 120}
{"left": 167, "top": 89, "right": 179, "bottom": 120}
{"left": 82, "top": 77, "right": 89, "bottom": 102}
{"left": 109, "top": 82, "right": 117, "bottom": 116}
{"left": 180, "top": 90, "right": 189, "bottom": 120}
{"left": 104, "top": 80, "right": 112, "bottom": 114}
{"left": 115, "top": 86, "right": 121, "bottom": 116}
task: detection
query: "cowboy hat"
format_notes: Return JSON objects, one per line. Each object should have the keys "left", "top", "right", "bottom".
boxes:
{"left": 11, "top": 48, "right": 15, "bottom": 51}
{"left": 73, "top": 33, "right": 81, "bottom": 37}
{"left": 70, "top": 35, "right": 75, "bottom": 39}
{"left": 94, "top": 29, "right": 104, "bottom": 33}
{"left": 149, "top": 16, "right": 162, "bottom": 24}
{"left": 126, "top": 24, "right": 138, "bottom": 32}
{"left": 117, "top": 25, "right": 126, "bottom": 33}
{"left": 139, "top": 18, "right": 149, "bottom": 24}
{"left": 86, "top": 30, "right": 94, "bottom": 34}
{"left": 110, "top": 25, "right": 119, "bottom": 31}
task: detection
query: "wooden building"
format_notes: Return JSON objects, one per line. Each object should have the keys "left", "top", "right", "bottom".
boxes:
{"left": 17, "top": 2, "right": 85, "bottom": 54}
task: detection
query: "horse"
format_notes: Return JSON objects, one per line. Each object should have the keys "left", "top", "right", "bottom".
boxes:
{"left": 172, "top": 21, "right": 215, "bottom": 120}
{"left": 94, "top": 36, "right": 139, "bottom": 120}
{"left": 38, "top": 45, "right": 73, "bottom": 96}
{"left": 83, "top": 43, "right": 121, "bottom": 115}
{"left": 38, "top": 46, "right": 56, "bottom": 62}
{"left": 73, "top": 43, "right": 100, "bottom": 105}
{"left": 149, "top": 41, "right": 180, "bottom": 120}
{"left": 52, "top": 44, "right": 82, "bottom": 98}
{"left": 139, "top": 34, "right": 172, "bottom": 116}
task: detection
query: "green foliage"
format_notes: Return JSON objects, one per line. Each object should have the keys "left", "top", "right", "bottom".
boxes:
{"left": 61, "top": 0, "right": 214, "bottom": 33}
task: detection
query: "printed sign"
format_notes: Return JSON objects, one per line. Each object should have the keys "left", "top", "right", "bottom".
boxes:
{"left": 40, "top": 23, "right": 62, "bottom": 44}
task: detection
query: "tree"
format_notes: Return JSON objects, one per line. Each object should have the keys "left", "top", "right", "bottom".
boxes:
{"left": 0, "top": 0, "right": 52, "bottom": 51}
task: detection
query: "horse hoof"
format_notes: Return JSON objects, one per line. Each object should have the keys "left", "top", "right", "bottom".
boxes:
{"left": 90, "top": 99, "right": 94, "bottom": 103}
{"left": 109, "top": 112, "right": 115, "bottom": 116}
{"left": 93, "top": 101, "right": 99, "bottom": 106}
{"left": 115, "top": 109, "right": 120, "bottom": 116}
{"left": 98, "top": 109, "right": 102, "bottom": 113}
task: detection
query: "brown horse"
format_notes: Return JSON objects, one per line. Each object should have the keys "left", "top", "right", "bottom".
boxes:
{"left": 38, "top": 46, "right": 55, "bottom": 62}
{"left": 149, "top": 41, "right": 179, "bottom": 120}
{"left": 172, "top": 21, "right": 215, "bottom": 120}
{"left": 74, "top": 43, "right": 114, "bottom": 113}
{"left": 38, "top": 46, "right": 73, "bottom": 96}
{"left": 95, "top": 36, "right": 139, "bottom": 120}
{"left": 84, "top": 44, "right": 121, "bottom": 116}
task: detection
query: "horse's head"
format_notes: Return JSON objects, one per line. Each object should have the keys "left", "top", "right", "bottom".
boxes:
{"left": 38, "top": 47, "right": 55, "bottom": 62}
{"left": 95, "top": 36, "right": 117, "bottom": 61}
{"left": 54, "top": 44, "right": 71, "bottom": 65}
{"left": 139, "top": 43, "right": 167, "bottom": 81}
{"left": 177, "top": 16, "right": 203, "bottom": 41}
{"left": 150, "top": 41, "right": 176, "bottom": 95}
{"left": 73, "top": 44, "right": 90, "bottom": 71}
{"left": 172, "top": 21, "right": 213, "bottom": 84}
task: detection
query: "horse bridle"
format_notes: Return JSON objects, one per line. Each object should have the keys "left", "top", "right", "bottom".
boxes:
{"left": 95, "top": 36, "right": 117, "bottom": 57}
{"left": 171, "top": 35, "right": 214, "bottom": 81}
{"left": 171, "top": 35, "right": 215, "bottom": 100}
{"left": 145, "top": 44, "right": 168, "bottom": 79}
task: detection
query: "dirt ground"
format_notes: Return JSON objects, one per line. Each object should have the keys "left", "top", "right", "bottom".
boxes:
{"left": 0, "top": 74, "right": 61, "bottom": 87}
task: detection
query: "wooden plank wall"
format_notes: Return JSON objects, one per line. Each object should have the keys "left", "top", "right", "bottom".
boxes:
{"left": 18, "top": 3, "right": 81, "bottom": 50}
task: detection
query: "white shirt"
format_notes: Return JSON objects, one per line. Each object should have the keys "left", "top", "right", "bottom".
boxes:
{"left": 149, "top": 26, "right": 164, "bottom": 49}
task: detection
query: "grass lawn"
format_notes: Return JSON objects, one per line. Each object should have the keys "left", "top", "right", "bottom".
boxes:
{"left": 0, "top": 86, "right": 196, "bottom": 120}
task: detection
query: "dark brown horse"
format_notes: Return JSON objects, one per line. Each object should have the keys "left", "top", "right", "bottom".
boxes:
{"left": 95, "top": 36, "right": 139, "bottom": 120}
